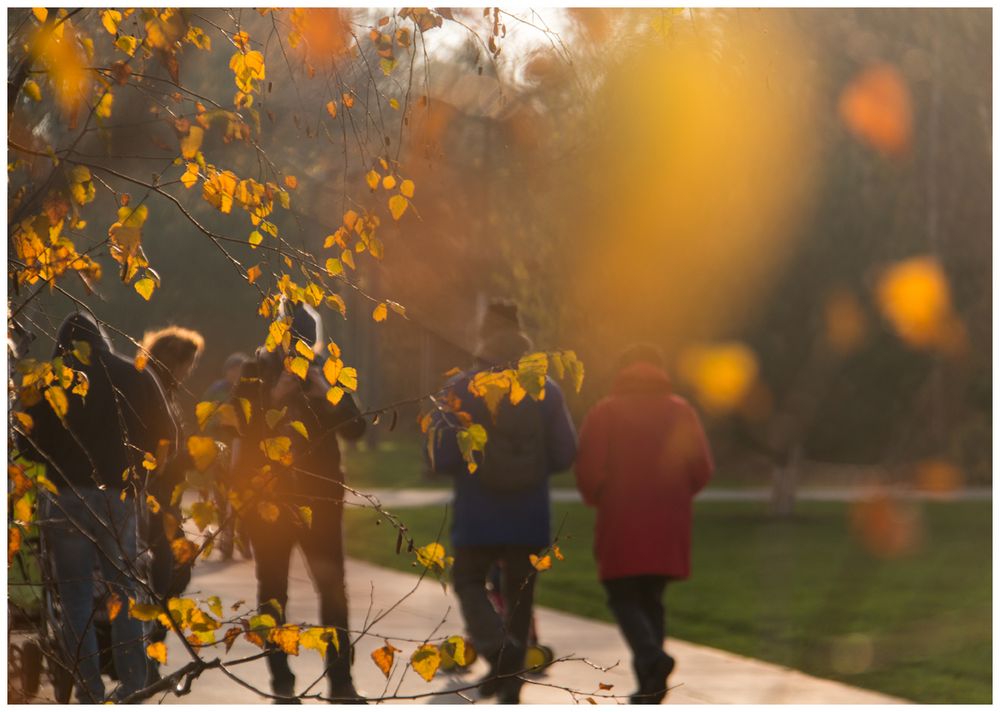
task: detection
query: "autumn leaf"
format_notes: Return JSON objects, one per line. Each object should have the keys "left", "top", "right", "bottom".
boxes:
{"left": 249, "top": 230, "right": 263, "bottom": 248}
{"left": 342, "top": 92, "right": 355, "bottom": 108}
{"left": 171, "top": 537, "right": 198, "bottom": 566}
{"left": 260, "top": 436, "right": 292, "bottom": 464}
{"left": 326, "top": 386, "right": 345, "bottom": 406}
{"left": 146, "top": 494, "right": 161, "bottom": 515}
{"left": 146, "top": 641, "right": 167, "bottom": 665}
{"left": 96, "top": 92, "right": 114, "bottom": 119}
{"left": 129, "top": 600, "right": 163, "bottom": 622}
{"left": 400, "top": 179, "right": 415, "bottom": 198}
{"left": 441, "top": 635, "right": 467, "bottom": 667}
{"left": 529, "top": 553, "right": 552, "bottom": 571}
{"left": 247, "top": 265, "right": 262, "bottom": 284}
{"left": 8, "top": 527, "right": 21, "bottom": 566}
{"left": 300, "top": 626, "right": 339, "bottom": 658}
{"left": 456, "top": 424, "right": 488, "bottom": 474}
{"left": 32, "top": 8, "right": 47, "bottom": 22}
{"left": 180, "top": 126, "right": 205, "bottom": 160}
{"left": 366, "top": 169, "right": 380, "bottom": 191}
{"left": 337, "top": 366, "right": 358, "bottom": 391}
{"left": 325, "top": 100, "right": 337, "bottom": 118}
{"left": 45, "top": 386, "right": 68, "bottom": 420}
{"left": 181, "top": 162, "right": 199, "bottom": 189}
{"left": 107, "top": 593, "right": 123, "bottom": 621}
{"left": 371, "top": 641, "right": 400, "bottom": 678}
{"left": 298, "top": 505, "right": 312, "bottom": 528}
{"left": 372, "top": 302, "right": 388, "bottom": 322}
{"left": 284, "top": 175, "right": 297, "bottom": 190}
{"left": 289, "top": 420, "right": 309, "bottom": 440}
{"left": 265, "top": 407, "right": 287, "bottom": 430}
{"left": 388, "top": 194, "right": 408, "bottom": 220}
{"left": 23, "top": 80, "right": 41, "bottom": 102}
{"left": 382, "top": 175, "right": 397, "bottom": 190}
{"left": 269, "top": 625, "right": 301, "bottom": 656}
{"left": 287, "top": 356, "right": 309, "bottom": 380}
{"left": 187, "top": 435, "right": 218, "bottom": 471}
{"left": 14, "top": 411, "right": 34, "bottom": 433}
{"left": 388, "top": 300, "right": 407, "bottom": 317}
{"left": 341, "top": 249, "right": 356, "bottom": 270}
{"left": 410, "top": 644, "right": 441, "bottom": 682}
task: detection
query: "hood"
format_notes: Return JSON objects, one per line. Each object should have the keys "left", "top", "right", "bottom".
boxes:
{"left": 53, "top": 312, "right": 110, "bottom": 359}
{"left": 613, "top": 361, "right": 672, "bottom": 396}
{"left": 474, "top": 330, "right": 533, "bottom": 368}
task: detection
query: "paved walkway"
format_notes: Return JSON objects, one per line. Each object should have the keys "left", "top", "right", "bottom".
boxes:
{"left": 346, "top": 486, "right": 991, "bottom": 510}
{"left": 153, "top": 552, "right": 905, "bottom": 705}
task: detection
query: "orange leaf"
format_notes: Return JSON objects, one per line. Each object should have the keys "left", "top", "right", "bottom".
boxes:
{"left": 325, "top": 100, "right": 337, "bottom": 118}
{"left": 107, "top": 593, "right": 123, "bottom": 621}
{"left": 372, "top": 303, "right": 388, "bottom": 322}
{"left": 247, "top": 265, "right": 262, "bottom": 284}
{"left": 284, "top": 175, "right": 298, "bottom": 190}
{"left": 529, "top": 553, "right": 552, "bottom": 571}
{"left": 388, "top": 194, "right": 408, "bottom": 220}
{"left": 371, "top": 641, "right": 400, "bottom": 678}
{"left": 146, "top": 641, "right": 167, "bottom": 665}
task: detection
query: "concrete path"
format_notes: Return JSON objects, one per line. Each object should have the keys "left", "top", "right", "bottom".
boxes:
{"left": 153, "top": 552, "right": 905, "bottom": 705}
{"left": 346, "top": 486, "right": 991, "bottom": 510}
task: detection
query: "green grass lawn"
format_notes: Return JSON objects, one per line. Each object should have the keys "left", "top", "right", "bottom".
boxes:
{"left": 343, "top": 498, "right": 991, "bottom": 703}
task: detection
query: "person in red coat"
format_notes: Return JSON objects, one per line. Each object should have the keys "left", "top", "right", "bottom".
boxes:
{"left": 574, "top": 343, "right": 713, "bottom": 704}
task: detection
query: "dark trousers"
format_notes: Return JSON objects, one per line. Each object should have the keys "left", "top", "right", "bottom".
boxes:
{"left": 453, "top": 546, "right": 537, "bottom": 681}
{"left": 603, "top": 575, "right": 671, "bottom": 684}
{"left": 247, "top": 500, "right": 353, "bottom": 695}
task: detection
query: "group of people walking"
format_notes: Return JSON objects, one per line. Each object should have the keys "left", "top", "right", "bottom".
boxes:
{"left": 14, "top": 298, "right": 713, "bottom": 705}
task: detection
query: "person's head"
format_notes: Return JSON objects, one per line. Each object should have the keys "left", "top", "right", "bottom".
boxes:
{"left": 617, "top": 342, "right": 665, "bottom": 372}
{"left": 140, "top": 326, "right": 205, "bottom": 391}
{"left": 223, "top": 352, "right": 249, "bottom": 385}
{"left": 478, "top": 299, "right": 522, "bottom": 342}
{"left": 475, "top": 299, "right": 533, "bottom": 367}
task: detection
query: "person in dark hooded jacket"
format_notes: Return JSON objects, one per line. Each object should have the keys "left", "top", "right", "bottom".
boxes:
{"left": 230, "top": 301, "right": 366, "bottom": 703}
{"left": 15, "top": 311, "right": 177, "bottom": 702}
{"left": 574, "top": 343, "right": 714, "bottom": 704}
{"left": 429, "top": 300, "right": 577, "bottom": 703}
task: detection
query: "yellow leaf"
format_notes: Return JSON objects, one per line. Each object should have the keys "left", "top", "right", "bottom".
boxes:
{"left": 142, "top": 452, "right": 158, "bottom": 471}
{"left": 284, "top": 175, "right": 297, "bottom": 190}
{"left": 247, "top": 265, "right": 262, "bottom": 284}
{"left": 388, "top": 194, "right": 408, "bottom": 220}
{"left": 300, "top": 627, "right": 339, "bottom": 658}
{"left": 410, "top": 644, "right": 441, "bottom": 682}
{"left": 187, "top": 435, "right": 218, "bottom": 471}
{"left": 96, "top": 92, "right": 114, "bottom": 119}
{"left": 326, "top": 294, "right": 347, "bottom": 317}
{"left": 32, "top": 8, "right": 47, "bottom": 22}
{"left": 366, "top": 169, "right": 380, "bottom": 191}
{"left": 530, "top": 553, "right": 552, "bottom": 571}
{"left": 298, "top": 505, "right": 312, "bottom": 528}
{"left": 260, "top": 436, "right": 292, "bottom": 463}
{"left": 371, "top": 642, "right": 400, "bottom": 678}
{"left": 325, "top": 258, "right": 343, "bottom": 277}
{"left": 44, "top": 386, "right": 68, "bottom": 419}
{"left": 388, "top": 300, "right": 406, "bottom": 317}
{"left": 129, "top": 600, "right": 163, "bottom": 622}
{"left": 116, "top": 35, "right": 139, "bottom": 56}
{"left": 195, "top": 401, "right": 220, "bottom": 430}
{"left": 382, "top": 175, "right": 397, "bottom": 190}
{"left": 441, "top": 636, "right": 467, "bottom": 667}
{"left": 146, "top": 494, "right": 161, "bottom": 514}
{"left": 269, "top": 625, "right": 301, "bottom": 656}
{"left": 248, "top": 230, "right": 263, "bottom": 248}
{"left": 14, "top": 411, "right": 34, "bottom": 433}
{"left": 553, "top": 544, "right": 565, "bottom": 561}
{"left": 23, "top": 80, "right": 41, "bottom": 102}
{"left": 288, "top": 356, "right": 309, "bottom": 380}
{"left": 326, "top": 386, "right": 345, "bottom": 406}
{"left": 181, "top": 162, "right": 199, "bottom": 189}
{"left": 294, "top": 340, "right": 315, "bottom": 360}
{"left": 238, "top": 397, "right": 252, "bottom": 424}
{"left": 146, "top": 642, "right": 167, "bottom": 665}
{"left": 342, "top": 92, "right": 355, "bottom": 108}
{"left": 325, "top": 100, "right": 337, "bottom": 118}
{"left": 134, "top": 351, "right": 149, "bottom": 372}
{"left": 340, "top": 249, "right": 355, "bottom": 270}
{"left": 8, "top": 527, "right": 21, "bottom": 567}
{"left": 101, "top": 9, "right": 121, "bottom": 34}
{"left": 134, "top": 277, "right": 155, "bottom": 301}
{"left": 372, "top": 303, "right": 388, "bottom": 322}
{"left": 389, "top": 98, "right": 400, "bottom": 110}
{"left": 257, "top": 501, "right": 280, "bottom": 523}
{"left": 415, "top": 542, "right": 449, "bottom": 571}
{"left": 337, "top": 366, "right": 357, "bottom": 391}
{"left": 171, "top": 537, "right": 198, "bottom": 566}
{"left": 180, "top": 126, "right": 204, "bottom": 160}
{"left": 400, "top": 179, "right": 415, "bottom": 198}
{"left": 106, "top": 593, "right": 123, "bottom": 622}
{"left": 290, "top": 420, "right": 309, "bottom": 440}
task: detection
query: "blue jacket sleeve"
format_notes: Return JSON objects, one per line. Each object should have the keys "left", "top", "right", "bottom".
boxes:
{"left": 543, "top": 379, "right": 578, "bottom": 473}
{"left": 427, "top": 375, "right": 467, "bottom": 475}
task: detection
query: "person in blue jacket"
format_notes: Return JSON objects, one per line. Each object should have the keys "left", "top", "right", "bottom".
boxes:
{"left": 429, "top": 301, "right": 577, "bottom": 703}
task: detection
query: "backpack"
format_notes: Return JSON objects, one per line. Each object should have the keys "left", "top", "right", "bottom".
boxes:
{"left": 475, "top": 398, "right": 548, "bottom": 493}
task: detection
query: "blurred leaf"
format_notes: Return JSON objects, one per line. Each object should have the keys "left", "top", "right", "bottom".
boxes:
{"left": 372, "top": 302, "right": 388, "bottom": 322}
{"left": 187, "top": 435, "right": 218, "bottom": 471}
{"left": 410, "top": 643, "right": 441, "bottom": 682}
{"left": 388, "top": 194, "right": 408, "bottom": 220}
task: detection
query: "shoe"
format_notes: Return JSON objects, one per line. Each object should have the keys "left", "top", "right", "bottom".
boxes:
{"left": 629, "top": 654, "right": 675, "bottom": 704}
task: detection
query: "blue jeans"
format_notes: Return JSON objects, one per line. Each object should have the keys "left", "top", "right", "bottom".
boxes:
{"left": 40, "top": 487, "right": 148, "bottom": 702}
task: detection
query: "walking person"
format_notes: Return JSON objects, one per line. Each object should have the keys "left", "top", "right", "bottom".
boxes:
{"left": 15, "top": 312, "right": 177, "bottom": 702}
{"left": 139, "top": 326, "right": 205, "bottom": 605}
{"left": 201, "top": 352, "right": 251, "bottom": 560}
{"left": 230, "top": 301, "right": 366, "bottom": 703}
{"left": 574, "top": 344, "right": 714, "bottom": 704}
{"left": 429, "top": 300, "right": 578, "bottom": 703}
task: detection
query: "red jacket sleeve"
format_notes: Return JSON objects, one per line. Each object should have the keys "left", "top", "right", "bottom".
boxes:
{"left": 574, "top": 401, "right": 611, "bottom": 507}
